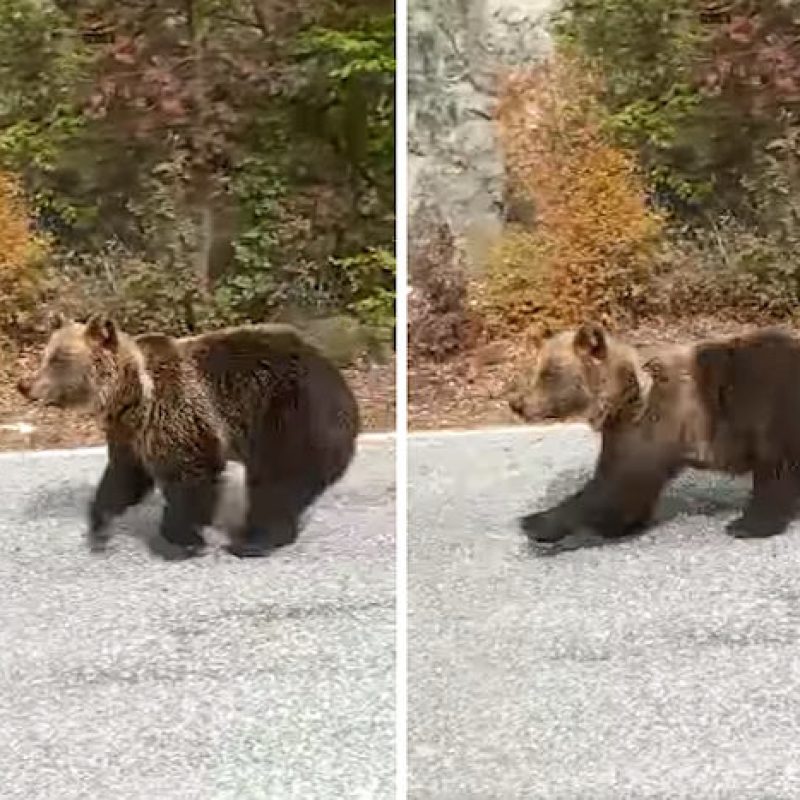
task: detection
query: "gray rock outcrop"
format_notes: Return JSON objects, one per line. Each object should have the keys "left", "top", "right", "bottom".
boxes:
{"left": 408, "top": 0, "right": 560, "bottom": 267}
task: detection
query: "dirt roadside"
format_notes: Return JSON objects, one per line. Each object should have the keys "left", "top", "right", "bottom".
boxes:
{"left": 0, "top": 317, "right": 778, "bottom": 451}
{"left": 408, "top": 317, "right": 776, "bottom": 430}
{"left": 0, "top": 350, "right": 397, "bottom": 452}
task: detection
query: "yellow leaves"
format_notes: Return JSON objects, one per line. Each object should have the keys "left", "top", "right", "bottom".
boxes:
{"left": 0, "top": 172, "right": 48, "bottom": 323}
{"left": 485, "top": 53, "right": 663, "bottom": 334}
{"left": 0, "top": 172, "right": 45, "bottom": 274}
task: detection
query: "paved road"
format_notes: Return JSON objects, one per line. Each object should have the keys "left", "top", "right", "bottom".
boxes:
{"left": 409, "top": 425, "right": 800, "bottom": 800}
{"left": 0, "top": 437, "right": 395, "bottom": 800}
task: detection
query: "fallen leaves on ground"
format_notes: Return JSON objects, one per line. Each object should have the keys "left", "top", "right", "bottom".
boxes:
{"left": 0, "top": 317, "right": 781, "bottom": 451}
{"left": 0, "top": 348, "right": 396, "bottom": 452}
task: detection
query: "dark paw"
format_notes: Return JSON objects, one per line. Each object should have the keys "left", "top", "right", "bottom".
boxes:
{"left": 86, "top": 530, "right": 111, "bottom": 554}
{"left": 519, "top": 511, "right": 568, "bottom": 543}
{"left": 87, "top": 506, "right": 111, "bottom": 544}
{"left": 86, "top": 511, "right": 112, "bottom": 552}
{"left": 224, "top": 541, "right": 274, "bottom": 559}
{"left": 726, "top": 513, "right": 787, "bottom": 539}
{"left": 231, "top": 522, "right": 299, "bottom": 554}
{"left": 148, "top": 536, "right": 206, "bottom": 561}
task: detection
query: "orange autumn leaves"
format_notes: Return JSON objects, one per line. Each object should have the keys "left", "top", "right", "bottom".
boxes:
{"left": 486, "top": 54, "right": 663, "bottom": 334}
{"left": 0, "top": 172, "right": 47, "bottom": 326}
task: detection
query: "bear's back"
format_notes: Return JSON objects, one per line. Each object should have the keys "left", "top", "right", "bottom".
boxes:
{"left": 182, "top": 324, "right": 358, "bottom": 450}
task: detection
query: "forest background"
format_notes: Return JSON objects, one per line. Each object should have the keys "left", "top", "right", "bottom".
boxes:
{"left": 0, "top": 0, "right": 395, "bottom": 448}
{"left": 409, "top": 1, "right": 800, "bottom": 429}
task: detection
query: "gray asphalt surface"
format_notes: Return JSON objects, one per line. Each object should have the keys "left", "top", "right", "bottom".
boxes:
{"left": 0, "top": 437, "right": 395, "bottom": 800}
{"left": 409, "top": 425, "right": 800, "bottom": 800}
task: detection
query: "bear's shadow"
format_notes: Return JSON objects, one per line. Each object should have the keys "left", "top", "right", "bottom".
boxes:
{"left": 522, "top": 465, "right": 752, "bottom": 556}
{"left": 24, "top": 477, "right": 243, "bottom": 560}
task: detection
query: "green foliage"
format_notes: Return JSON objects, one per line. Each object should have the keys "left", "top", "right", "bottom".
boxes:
{"left": 0, "top": 1, "right": 395, "bottom": 356}
{"left": 292, "top": 13, "right": 395, "bottom": 212}
{"left": 556, "top": 0, "right": 704, "bottom": 104}
{"left": 0, "top": 0, "right": 90, "bottom": 234}
{"left": 331, "top": 247, "right": 396, "bottom": 336}
{"left": 211, "top": 154, "right": 287, "bottom": 323}
{"left": 0, "top": 1, "right": 87, "bottom": 125}
{"left": 556, "top": 0, "right": 713, "bottom": 207}
{"left": 208, "top": 10, "right": 396, "bottom": 331}
{"left": 298, "top": 18, "right": 396, "bottom": 79}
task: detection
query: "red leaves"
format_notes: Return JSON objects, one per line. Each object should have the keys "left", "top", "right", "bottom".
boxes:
{"left": 77, "top": 3, "right": 261, "bottom": 168}
{"left": 111, "top": 35, "right": 137, "bottom": 64}
{"left": 727, "top": 14, "right": 757, "bottom": 44}
{"left": 700, "top": 4, "right": 800, "bottom": 112}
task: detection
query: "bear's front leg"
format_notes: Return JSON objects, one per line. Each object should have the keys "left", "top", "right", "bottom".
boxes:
{"left": 520, "top": 486, "right": 594, "bottom": 544}
{"left": 88, "top": 442, "right": 154, "bottom": 551}
{"left": 726, "top": 460, "right": 800, "bottom": 539}
{"left": 574, "top": 466, "right": 667, "bottom": 539}
{"left": 521, "top": 441, "right": 677, "bottom": 543}
{"left": 156, "top": 475, "right": 221, "bottom": 559}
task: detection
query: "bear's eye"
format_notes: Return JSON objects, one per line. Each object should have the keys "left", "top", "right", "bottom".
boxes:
{"left": 539, "top": 367, "right": 557, "bottom": 384}
{"left": 48, "top": 353, "right": 69, "bottom": 369}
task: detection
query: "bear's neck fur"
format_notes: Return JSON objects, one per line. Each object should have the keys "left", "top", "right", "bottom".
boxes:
{"left": 589, "top": 339, "right": 654, "bottom": 430}
{"left": 92, "top": 333, "right": 153, "bottom": 430}
{"left": 598, "top": 339, "right": 717, "bottom": 468}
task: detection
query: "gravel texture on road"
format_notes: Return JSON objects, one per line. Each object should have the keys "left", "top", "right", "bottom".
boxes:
{"left": 409, "top": 425, "right": 800, "bottom": 800}
{"left": 0, "top": 437, "right": 395, "bottom": 800}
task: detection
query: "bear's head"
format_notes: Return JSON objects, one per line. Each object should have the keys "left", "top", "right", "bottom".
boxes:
{"left": 17, "top": 313, "right": 125, "bottom": 409}
{"left": 507, "top": 323, "right": 651, "bottom": 430}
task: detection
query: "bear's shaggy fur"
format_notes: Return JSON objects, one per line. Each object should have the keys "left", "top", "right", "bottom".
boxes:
{"left": 508, "top": 323, "right": 800, "bottom": 543}
{"left": 18, "top": 314, "right": 360, "bottom": 557}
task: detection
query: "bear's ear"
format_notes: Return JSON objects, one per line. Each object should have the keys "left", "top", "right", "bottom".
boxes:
{"left": 574, "top": 323, "right": 607, "bottom": 360}
{"left": 85, "top": 314, "right": 118, "bottom": 350}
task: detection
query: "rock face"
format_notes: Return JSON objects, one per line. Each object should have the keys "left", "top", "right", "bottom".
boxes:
{"left": 408, "top": 0, "right": 560, "bottom": 264}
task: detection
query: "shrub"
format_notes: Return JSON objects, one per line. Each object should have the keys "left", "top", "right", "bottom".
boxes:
{"left": 409, "top": 205, "right": 481, "bottom": 360}
{"left": 0, "top": 171, "right": 48, "bottom": 332}
{"left": 554, "top": 0, "right": 710, "bottom": 211}
{"left": 555, "top": 0, "right": 800, "bottom": 320}
{"left": 330, "top": 247, "right": 396, "bottom": 341}
{"left": 49, "top": 246, "right": 205, "bottom": 336}
{"left": 651, "top": 219, "right": 800, "bottom": 323}
{"left": 479, "top": 226, "right": 554, "bottom": 335}
{"left": 484, "top": 55, "right": 663, "bottom": 335}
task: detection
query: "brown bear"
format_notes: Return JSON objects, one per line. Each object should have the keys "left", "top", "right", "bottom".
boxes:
{"left": 18, "top": 314, "right": 360, "bottom": 558}
{"left": 507, "top": 323, "right": 800, "bottom": 544}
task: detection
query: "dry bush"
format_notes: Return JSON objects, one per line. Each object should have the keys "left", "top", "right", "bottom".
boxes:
{"left": 409, "top": 205, "right": 482, "bottom": 361}
{"left": 483, "top": 54, "right": 664, "bottom": 335}
{"left": 650, "top": 219, "right": 800, "bottom": 324}
{"left": 476, "top": 226, "right": 555, "bottom": 337}
{"left": 0, "top": 172, "right": 48, "bottom": 332}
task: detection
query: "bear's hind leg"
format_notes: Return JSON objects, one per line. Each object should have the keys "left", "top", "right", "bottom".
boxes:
{"left": 727, "top": 461, "right": 800, "bottom": 539}
{"left": 226, "top": 385, "right": 355, "bottom": 559}
{"left": 157, "top": 476, "right": 221, "bottom": 558}
{"left": 226, "top": 475, "right": 319, "bottom": 558}
{"left": 88, "top": 443, "right": 154, "bottom": 551}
